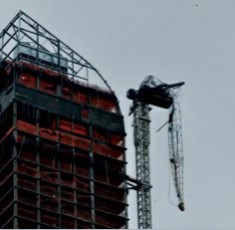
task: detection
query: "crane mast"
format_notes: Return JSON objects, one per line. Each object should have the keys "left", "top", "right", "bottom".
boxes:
{"left": 127, "top": 75, "right": 185, "bottom": 228}
{"left": 133, "top": 101, "right": 152, "bottom": 229}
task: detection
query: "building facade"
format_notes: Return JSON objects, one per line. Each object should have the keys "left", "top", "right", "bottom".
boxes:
{"left": 0, "top": 11, "right": 128, "bottom": 229}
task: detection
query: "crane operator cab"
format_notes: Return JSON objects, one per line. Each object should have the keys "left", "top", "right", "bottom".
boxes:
{"left": 127, "top": 83, "right": 173, "bottom": 109}
{"left": 127, "top": 75, "right": 184, "bottom": 109}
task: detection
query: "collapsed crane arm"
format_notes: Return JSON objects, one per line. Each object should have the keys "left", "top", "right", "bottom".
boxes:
{"left": 168, "top": 101, "right": 185, "bottom": 211}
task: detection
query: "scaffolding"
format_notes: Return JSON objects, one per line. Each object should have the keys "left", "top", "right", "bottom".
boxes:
{"left": 0, "top": 11, "right": 128, "bottom": 229}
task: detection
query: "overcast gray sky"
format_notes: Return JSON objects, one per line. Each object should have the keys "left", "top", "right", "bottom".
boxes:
{"left": 1, "top": 0, "right": 235, "bottom": 229}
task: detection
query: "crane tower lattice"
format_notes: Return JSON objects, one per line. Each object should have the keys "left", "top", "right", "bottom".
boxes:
{"left": 127, "top": 75, "right": 185, "bottom": 228}
{"left": 133, "top": 102, "right": 152, "bottom": 228}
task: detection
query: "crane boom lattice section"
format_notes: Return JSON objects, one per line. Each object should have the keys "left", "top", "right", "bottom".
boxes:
{"left": 168, "top": 99, "right": 184, "bottom": 211}
{"left": 133, "top": 102, "right": 152, "bottom": 229}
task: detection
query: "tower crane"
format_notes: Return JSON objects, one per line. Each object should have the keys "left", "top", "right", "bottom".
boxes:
{"left": 126, "top": 75, "right": 185, "bottom": 229}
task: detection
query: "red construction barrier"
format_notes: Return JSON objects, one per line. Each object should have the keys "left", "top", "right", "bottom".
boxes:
{"left": 93, "top": 128, "right": 107, "bottom": 142}
{"left": 18, "top": 205, "right": 37, "bottom": 220}
{"left": 97, "top": 97, "right": 117, "bottom": 113}
{"left": 81, "top": 108, "right": 89, "bottom": 119}
{"left": 61, "top": 218, "right": 75, "bottom": 228}
{"left": 40, "top": 153, "right": 56, "bottom": 167}
{"left": 40, "top": 171, "right": 59, "bottom": 184}
{"left": 93, "top": 143, "right": 123, "bottom": 160}
{"left": 60, "top": 118, "right": 72, "bottom": 132}
{"left": 74, "top": 90, "right": 88, "bottom": 104}
{"left": 74, "top": 123, "right": 88, "bottom": 136}
{"left": 74, "top": 136, "right": 90, "bottom": 151}
{"left": 77, "top": 208, "right": 92, "bottom": 221}
{"left": 43, "top": 68, "right": 60, "bottom": 77}
{"left": 17, "top": 176, "right": 37, "bottom": 191}
{"left": 62, "top": 86, "right": 72, "bottom": 99}
{"left": 39, "top": 81, "right": 56, "bottom": 95}
{"left": 18, "top": 163, "right": 37, "bottom": 177}
{"left": 95, "top": 185, "right": 124, "bottom": 202}
{"left": 39, "top": 128, "right": 58, "bottom": 142}
{"left": 41, "top": 212, "right": 58, "bottom": 227}
{"left": 61, "top": 175, "right": 76, "bottom": 188}
{"left": 17, "top": 120, "right": 36, "bottom": 135}
{"left": 19, "top": 150, "right": 36, "bottom": 161}
{"left": 61, "top": 189, "right": 74, "bottom": 202}
{"left": 19, "top": 72, "right": 36, "bottom": 88}
{"left": 60, "top": 160, "right": 72, "bottom": 173}
{"left": 40, "top": 183, "right": 57, "bottom": 197}
{"left": 89, "top": 94, "right": 118, "bottom": 113}
{"left": 110, "top": 134, "right": 124, "bottom": 147}
{"left": 76, "top": 178, "right": 90, "bottom": 193}
{"left": 40, "top": 199, "right": 58, "bottom": 213}
{"left": 60, "top": 131, "right": 74, "bottom": 147}
{"left": 76, "top": 167, "right": 89, "bottom": 178}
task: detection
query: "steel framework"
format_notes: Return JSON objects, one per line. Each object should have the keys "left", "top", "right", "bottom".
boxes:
{"left": 0, "top": 10, "right": 113, "bottom": 92}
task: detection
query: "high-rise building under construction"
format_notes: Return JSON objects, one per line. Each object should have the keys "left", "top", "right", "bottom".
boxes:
{"left": 0, "top": 11, "right": 128, "bottom": 228}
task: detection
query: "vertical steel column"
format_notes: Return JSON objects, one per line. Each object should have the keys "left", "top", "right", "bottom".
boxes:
{"left": 133, "top": 102, "right": 152, "bottom": 229}
{"left": 89, "top": 125, "right": 95, "bottom": 229}
{"left": 57, "top": 41, "right": 62, "bottom": 97}
{"left": 72, "top": 119, "right": 77, "bottom": 229}
{"left": 12, "top": 101, "right": 18, "bottom": 228}
{"left": 36, "top": 25, "right": 39, "bottom": 64}
{"left": 57, "top": 115, "right": 62, "bottom": 228}
{"left": 1, "top": 28, "right": 4, "bottom": 60}
{"left": 36, "top": 109, "right": 41, "bottom": 228}
{"left": 16, "top": 11, "right": 22, "bottom": 62}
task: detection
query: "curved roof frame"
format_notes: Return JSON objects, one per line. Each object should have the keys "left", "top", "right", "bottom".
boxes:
{"left": 0, "top": 11, "right": 113, "bottom": 93}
